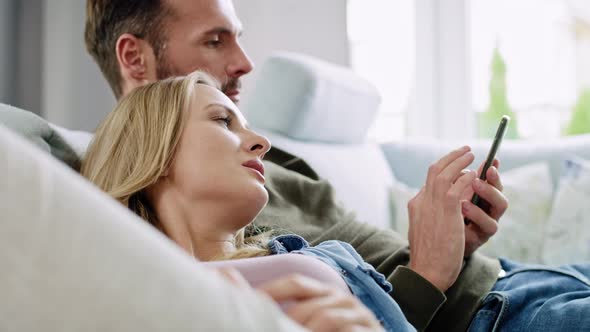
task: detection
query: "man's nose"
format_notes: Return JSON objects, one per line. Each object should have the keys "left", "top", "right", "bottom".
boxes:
{"left": 227, "top": 44, "right": 254, "bottom": 78}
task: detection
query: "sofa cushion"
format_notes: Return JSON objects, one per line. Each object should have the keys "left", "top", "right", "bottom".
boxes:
{"left": 0, "top": 103, "right": 85, "bottom": 169}
{"left": 0, "top": 123, "right": 302, "bottom": 331}
{"left": 259, "top": 129, "right": 395, "bottom": 229}
{"left": 50, "top": 123, "right": 93, "bottom": 159}
{"left": 390, "top": 162, "right": 553, "bottom": 263}
{"left": 243, "top": 52, "right": 381, "bottom": 144}
{"left": 542, "top": 156, "right": 590, "bottom": 264}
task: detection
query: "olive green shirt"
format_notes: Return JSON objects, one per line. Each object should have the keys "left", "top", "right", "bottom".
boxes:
{"left": 255, "top": 147, "right": 501, "bottom": 332}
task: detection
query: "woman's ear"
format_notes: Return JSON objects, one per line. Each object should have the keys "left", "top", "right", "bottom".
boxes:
{"left": 115, "top": 33, "right": 158, "bottom": 94}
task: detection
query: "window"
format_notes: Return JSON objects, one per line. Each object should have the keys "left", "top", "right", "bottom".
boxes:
{"left": 471, "top": 0, "right": 584, "bottom": 138}
{"left": 347, "top": 0, "right": 415, "bottom": 142}
{"left": 348, "top": 0, "right": 590, "bottom": 141}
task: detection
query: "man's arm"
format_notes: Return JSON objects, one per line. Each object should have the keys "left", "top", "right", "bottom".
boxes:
{"left": 308, "top": 217, "right": 447, "bottom": 331}
{"left": 256, "top": 158, "right": 446, "bottom": 330}
{"left": 258, "top": 148, "right": 501, "bottom": 332}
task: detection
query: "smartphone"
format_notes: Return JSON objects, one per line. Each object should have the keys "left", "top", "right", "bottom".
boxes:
{"left": 464, "top": 115, "right": 510, "bottom": 225}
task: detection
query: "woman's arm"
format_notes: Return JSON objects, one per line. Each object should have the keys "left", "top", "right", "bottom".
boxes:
{"left": 206, "top": 255, "right": 383, "bottom": 332}
{"left": 203, "top": 253, "right": 350, "bottom": 293}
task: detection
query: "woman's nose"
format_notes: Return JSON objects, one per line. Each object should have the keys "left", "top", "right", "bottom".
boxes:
{"left": 248, "top": 132, "right": 271, "bottom": 158}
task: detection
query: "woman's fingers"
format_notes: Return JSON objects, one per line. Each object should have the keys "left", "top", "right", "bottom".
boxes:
{"left": 259, "top": 275, "right": 383, "bottom": 331}
{"left": 257, "top": 274, "right": 331, "bottom": 302}
{"left": 305, "top": 308, "right": 378, "bottom": 332}
{"left": 216, "top": 267, "right": 251, "bottom": 288}
{"left": 287, "top": 290, "right": 358, "bottom": 326}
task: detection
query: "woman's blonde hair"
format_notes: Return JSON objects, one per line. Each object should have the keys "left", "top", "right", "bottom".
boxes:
{"left": 81, "top": 71, "right": 271, "bottom": 260}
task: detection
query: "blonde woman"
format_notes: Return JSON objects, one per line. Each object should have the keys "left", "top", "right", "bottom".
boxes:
{"left": 81, "top": 71, "right": 414, "bottom": 332}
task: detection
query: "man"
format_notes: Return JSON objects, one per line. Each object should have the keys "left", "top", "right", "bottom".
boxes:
{"left": 84, "top": 1, "right": 590, "bottom": 331}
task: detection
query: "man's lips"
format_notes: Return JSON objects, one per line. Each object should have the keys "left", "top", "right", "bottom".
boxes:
{"left": 225, "top": 89, "right": 240, "bottom": 100}
{"left": 242, "top": 159, "right": 265, "bottom": 177}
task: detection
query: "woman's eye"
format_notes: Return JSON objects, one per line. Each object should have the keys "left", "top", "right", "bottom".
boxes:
{"left": 215, "top": 117, "right": 231, "bottom": 128}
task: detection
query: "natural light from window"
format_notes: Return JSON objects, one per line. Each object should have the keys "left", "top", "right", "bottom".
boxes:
{"left": 348, "top": 0, "right": 590, "bottom": 141}
{"left": 347, "top": 0, "right": 415, "bottom": 142}
{"left": 471, "top": 0, "right": 584, "bottom": 139}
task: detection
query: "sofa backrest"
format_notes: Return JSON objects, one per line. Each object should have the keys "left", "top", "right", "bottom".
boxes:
{"left": 243, "top": 51, "right": 382, "bottom": 144}
{"left": 381, "top": 135, "right": 590, "bottom": 190}
{"left": 243, "top": 52, "right": 394, "bottom": 229}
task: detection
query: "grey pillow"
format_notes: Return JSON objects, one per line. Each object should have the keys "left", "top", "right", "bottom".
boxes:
{"left": 0, "top": 103, "right": 81, "bottom": 170}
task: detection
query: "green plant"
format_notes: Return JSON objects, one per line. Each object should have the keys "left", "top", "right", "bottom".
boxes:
{"left": 563, "top": 88, "right": 590, "bottom": 136}
{"left": 478, "top": 46, "right": 519, "bottom": 139}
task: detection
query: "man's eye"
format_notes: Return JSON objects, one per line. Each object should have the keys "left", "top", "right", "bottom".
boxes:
{"left": 206, "top": 39, "right": 222, "bottom": 48}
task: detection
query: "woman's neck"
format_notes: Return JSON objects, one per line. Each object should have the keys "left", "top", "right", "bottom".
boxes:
{"left": 150, "top": 192, "right": 251, "bottom": 261}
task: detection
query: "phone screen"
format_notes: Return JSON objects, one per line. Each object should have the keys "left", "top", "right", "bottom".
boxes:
{"left": 464, "top": 115, "right": 510, "bottom": 225}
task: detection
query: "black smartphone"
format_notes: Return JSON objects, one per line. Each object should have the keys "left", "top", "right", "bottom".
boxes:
{"left": 464, "top": 115, "right": 510, "bottom": 225}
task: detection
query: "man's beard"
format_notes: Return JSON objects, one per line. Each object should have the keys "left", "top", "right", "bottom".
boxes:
{"left": 156, "top": 59, "right": 241, "bottom": 99}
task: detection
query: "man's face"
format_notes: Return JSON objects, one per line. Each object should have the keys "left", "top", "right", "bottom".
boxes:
{"left": 156, "top": 0, "right": 253, "bottom": 103}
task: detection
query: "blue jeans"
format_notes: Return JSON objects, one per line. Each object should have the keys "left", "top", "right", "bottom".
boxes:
{"left": 467, "top": 258, "right": 590, "bottom": 331}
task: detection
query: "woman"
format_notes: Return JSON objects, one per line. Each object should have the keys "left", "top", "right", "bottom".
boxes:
{"left": 81, "top": 71, "right": 415, "bottom": 332}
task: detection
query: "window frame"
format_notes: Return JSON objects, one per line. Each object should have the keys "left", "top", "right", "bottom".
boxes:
{"left": 411, "top": 0, "right": 474, "bottom": 139}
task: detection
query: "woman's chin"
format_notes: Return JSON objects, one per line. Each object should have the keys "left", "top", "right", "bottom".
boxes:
{"left": 237, "top": 189, "right": 269, "bottom": 227}
{"left": 251, "top": 185, "right": 269, "bottom": 211}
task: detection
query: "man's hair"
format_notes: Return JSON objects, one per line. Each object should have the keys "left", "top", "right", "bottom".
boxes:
{"left": 84, "top": 0, "right": 172, "bottom": 98}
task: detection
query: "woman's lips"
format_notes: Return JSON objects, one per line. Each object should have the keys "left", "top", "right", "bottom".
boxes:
{"left": 242, "top": 159, "right": 265, "bottom": 178}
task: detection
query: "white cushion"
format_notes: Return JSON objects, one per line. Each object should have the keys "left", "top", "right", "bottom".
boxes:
{"left": 390, "top": 162, "right": 553, "bottom": 263}
{"left": 542, "top": 156, "right": 590, "bottom": 264}
{"left": 0, "top": 124, "right": 303, "bottom": 331}
{"left": 260, "top": 129, "right": 395, "bottom": 229}
{"left": 243, "top": 51, "right": 381, "bottom": 144}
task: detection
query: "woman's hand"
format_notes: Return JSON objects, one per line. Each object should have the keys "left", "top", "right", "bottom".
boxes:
{"left": 215, "top": 268, "right": 382, "bottom": 331}
{"left": 407, "top": 146, "right": 476, "bottom": 292}
{"left": 258, "top": 274, "right": 384, "bottom": 332}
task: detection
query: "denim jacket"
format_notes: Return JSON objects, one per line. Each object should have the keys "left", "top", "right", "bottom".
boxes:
{"left": 269, "top": 234, "right": 416, "bottom": 332}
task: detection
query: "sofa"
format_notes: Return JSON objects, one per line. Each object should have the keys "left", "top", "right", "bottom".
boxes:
{"left": 243, "top": 52, "right": 590, "bottom": 265}
{"left": 2, "top": 51, "right": 590, "bottom": 330}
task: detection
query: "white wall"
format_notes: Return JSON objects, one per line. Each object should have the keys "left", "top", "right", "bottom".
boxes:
{"left": 234, "top": 0, "right": 350, "bottom": 103}
{"left": 38, "top": 0, "right": 348, "bottom": 131}
{"left": 42, "top": 0, "right": 115, "bottom": 131}
{"left": 15, "top": 0, "right": 43, "bottom": 114}
{"left": 0, "top": 0, "right": 17, "bottom": 105}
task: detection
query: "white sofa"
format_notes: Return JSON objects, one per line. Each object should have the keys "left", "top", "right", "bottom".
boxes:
{"left": 0, "top": 121, "right": 305, "bottom": 331}
{"left": 2, "top": 51, "right": 590, "bottom": 330}
{"left": 243, "top": 52, "right": 590, "bottom": 264}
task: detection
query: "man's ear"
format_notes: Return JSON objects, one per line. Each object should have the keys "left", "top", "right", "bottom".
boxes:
{"left": 115, "top": 33, "right": 157, "bottom": 93}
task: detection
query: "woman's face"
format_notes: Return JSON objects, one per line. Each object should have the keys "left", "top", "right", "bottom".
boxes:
{"left": 162, "top": 84, "right": 271, "bottom": 219}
